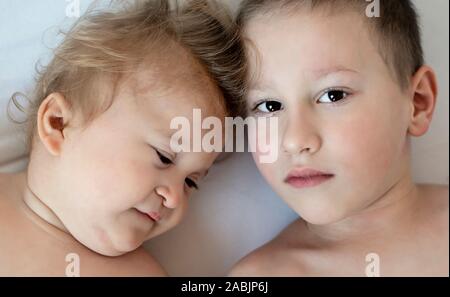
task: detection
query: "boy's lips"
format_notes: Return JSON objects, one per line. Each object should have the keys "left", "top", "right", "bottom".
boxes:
{"left": 284, "top": 168, "right": 334, "bottom": 189}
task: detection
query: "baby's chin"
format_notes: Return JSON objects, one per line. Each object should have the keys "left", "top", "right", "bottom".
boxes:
{"left": 78, "top": 227, "right": 149, "bottom": 257}
{"left": 94, "top": 239, "right": 144, "bottom": 257}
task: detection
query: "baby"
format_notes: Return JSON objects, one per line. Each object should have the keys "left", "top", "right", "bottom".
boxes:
{"left": 231, "top": 0, "right": 448, "bottom": 276}
{"left": 0, "top": 0, "right": 246, "bottom": 276}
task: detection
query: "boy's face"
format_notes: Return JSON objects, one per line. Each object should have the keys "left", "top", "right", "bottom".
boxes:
{"left": 51, "top": 62, "right": 224, "bottom": 256}
{"left": 245, "top": 10, "right": 414, "bottom": 225}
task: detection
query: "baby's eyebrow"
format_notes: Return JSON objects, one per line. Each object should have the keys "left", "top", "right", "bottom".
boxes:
{"left": 203, "top": 170, "right": 209, "bottom": 178}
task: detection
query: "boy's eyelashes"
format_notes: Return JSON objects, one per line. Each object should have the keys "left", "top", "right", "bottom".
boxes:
{"left": 154, "top": 148, "right": 199, "bottom": 190}
{"left": 251, "top": 88, "right": 352, "bottom": 114}
{"left": 252, "top": 100, "right": 283, "bottom": 114}
{"left": 316, "top": 88, "right": 350, "bottom": 104}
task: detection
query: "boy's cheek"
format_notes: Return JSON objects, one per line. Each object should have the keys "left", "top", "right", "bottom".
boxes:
{"left": 251, "top": 150, "right": 281, "bottom": 186}
{"left": 331, "top": 115, "right": 400, "bottom": 182}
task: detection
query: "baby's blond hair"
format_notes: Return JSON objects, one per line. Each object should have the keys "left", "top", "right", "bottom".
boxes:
{"left": 10, "top": 0, "right": 247, "bottom": 148}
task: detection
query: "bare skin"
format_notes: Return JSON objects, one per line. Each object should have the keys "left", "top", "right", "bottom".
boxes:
{"left": 230, "top": 184, "right": 448, "bottom": 276}
{"left": 0, "top": 172, "right": 167, "bottom": 276}
{"left": 0, "top": 44, "right": 224, "bottom": 276}
{"left": 230, "top": 8, "right": 448, "bottom": 277}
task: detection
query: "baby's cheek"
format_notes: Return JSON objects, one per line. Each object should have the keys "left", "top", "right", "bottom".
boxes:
{"left": 112, "top": 158, "right": 157, "bottom": 205}
{"left": 77, "top": 153, "right": 150, "bottom": 211}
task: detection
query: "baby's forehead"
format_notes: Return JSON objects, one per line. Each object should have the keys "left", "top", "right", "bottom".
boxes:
{"left": 123, "top": 54, "right": 224, "bottom": 115}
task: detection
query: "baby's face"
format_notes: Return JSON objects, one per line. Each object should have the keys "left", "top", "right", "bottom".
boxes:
{"left": 245, "top": 10, "right": 414, "bottom": 225}
{"left": 52, "top": 65, "right": 224, "bottom": 256}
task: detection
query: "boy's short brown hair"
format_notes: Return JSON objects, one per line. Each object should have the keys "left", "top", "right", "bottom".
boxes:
{"left": 237, "top": 0, "right": 424, "bottom": 89}
{"left": 11, "top": 0, "right": 247, "bottom": 145}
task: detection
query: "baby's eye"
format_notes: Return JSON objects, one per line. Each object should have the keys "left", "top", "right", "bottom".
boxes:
{"left": 254, "top": 101, "right": 283, "bottom": 113}
{"left": 156, "top": 150, "right": 173, "bottom": 165}
{"left": 317, "top": 89, "right": 349, "bottom": 103}
{"left": 185, "top": 178, "right": 198, "bottom": 190}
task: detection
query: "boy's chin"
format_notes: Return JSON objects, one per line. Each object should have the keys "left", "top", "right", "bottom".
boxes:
{"left": 300, "top": 214, "right": 344, "bottom": 226}
{"left": 290, "top": 203, "right": 350, "bottom": 226}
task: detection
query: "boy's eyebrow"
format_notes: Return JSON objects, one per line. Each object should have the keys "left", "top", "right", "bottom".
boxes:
{"left": 247, "top": 81, "right": 273, "bottom": 92}
{"left": 311, "top": 66, "right": 360, "bottom": 79}
{"left": 247, "top": 66, "right": 359, "bottom": 91}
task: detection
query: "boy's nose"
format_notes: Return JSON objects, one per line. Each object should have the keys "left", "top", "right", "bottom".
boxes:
{"left": 282, "top": 114, "right": 321, "bottom": 155}
{"left": 155, "top": 184, "right": 183, "bottom": 209}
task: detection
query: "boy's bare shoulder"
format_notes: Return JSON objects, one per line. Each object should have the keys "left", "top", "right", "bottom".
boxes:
{"left": 81, "top": 247, "right": 167, "bottom": 277}
{"left": 229, "top": 219, "right": 309, "bottom": 277}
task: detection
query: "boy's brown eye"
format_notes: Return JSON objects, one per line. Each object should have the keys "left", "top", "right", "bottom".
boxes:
{"left": 254, "top": 101, "right": 283, "bottom": 113}
{"left": 317, "top": 89, "right": 349, "bottom": 103}
{"left": 327, "top": 90, "right": 345, "bottom": 102}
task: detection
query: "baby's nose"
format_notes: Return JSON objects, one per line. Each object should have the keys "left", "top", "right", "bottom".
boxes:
{"left": 155, "top": 185, "right": 183, "bottom": 209}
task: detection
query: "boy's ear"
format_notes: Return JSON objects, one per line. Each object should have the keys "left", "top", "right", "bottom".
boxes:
{"left": 408, "top": 65, "right": 438, "bottom": 137}
{"left": 37, "top": 93, "right": 72, "bottom": 156}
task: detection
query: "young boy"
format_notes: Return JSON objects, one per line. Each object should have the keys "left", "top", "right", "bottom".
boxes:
{"left": 0, "top": 0, "right": 246, "bottom": 276}
{"left": 231, "top": 0, "right": 448, "bottom": 276}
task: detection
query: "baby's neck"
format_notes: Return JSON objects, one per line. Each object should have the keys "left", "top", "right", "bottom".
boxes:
{"left": 306, "top": 173, "right": 420, "bottom": 244}
{"left": 22, "top": 180, "right": 69, "bottom": 234}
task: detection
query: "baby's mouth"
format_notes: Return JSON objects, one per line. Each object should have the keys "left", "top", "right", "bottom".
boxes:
{"left": 135, "top": 208, "right": 162, "bottom": 222}
{"left": 146, "top": 211, "right": 161, "bottom": 222}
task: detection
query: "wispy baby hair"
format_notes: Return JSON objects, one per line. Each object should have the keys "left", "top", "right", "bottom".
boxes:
{"left": 10, "top": 0, "right": 247, "bottom": 147}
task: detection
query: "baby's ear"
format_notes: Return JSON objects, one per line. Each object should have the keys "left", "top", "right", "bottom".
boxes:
{"left": 37, "top": 93, "right": 73, "bottom": 156}
{"left": 408, "top": 65, "right": 438, "bottom": 137}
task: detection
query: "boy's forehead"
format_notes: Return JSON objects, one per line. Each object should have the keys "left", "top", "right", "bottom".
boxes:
{"left": 245, "top": 9, "right": 381, "bottom": 87}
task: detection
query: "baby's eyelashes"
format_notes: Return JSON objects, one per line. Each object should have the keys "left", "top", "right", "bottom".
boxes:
{"left": 154, "top": 148, "right": 200, "bottom": 190}
{"left": 156, "top": 150, "right": 173, "bottom": 165}
{"left": 185, "top": 178, "right": 199, "bottom": 190}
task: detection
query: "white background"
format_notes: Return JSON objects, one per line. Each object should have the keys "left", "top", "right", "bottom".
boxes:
{"left": 0, "top": 0, "right": 448, "bottom": 276}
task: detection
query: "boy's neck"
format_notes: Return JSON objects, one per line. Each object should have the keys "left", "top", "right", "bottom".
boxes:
{"left": 306, "top": 173, "right": 420, "bottom": 243}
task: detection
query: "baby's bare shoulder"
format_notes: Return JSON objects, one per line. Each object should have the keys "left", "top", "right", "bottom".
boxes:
{"left": 0, "top": 173, "right": 23, "bottom": 225}
{"left": 0, "top": 172, "right": 13, "bottom": 199}
{"left": 81, "top": 247, "right": 167, "bottom": 277}
{"left": 0, "top": 172, "right": 25, "bottom": 203}
{"left": 229, "top": 219, "right": 309, "bottom": 277}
